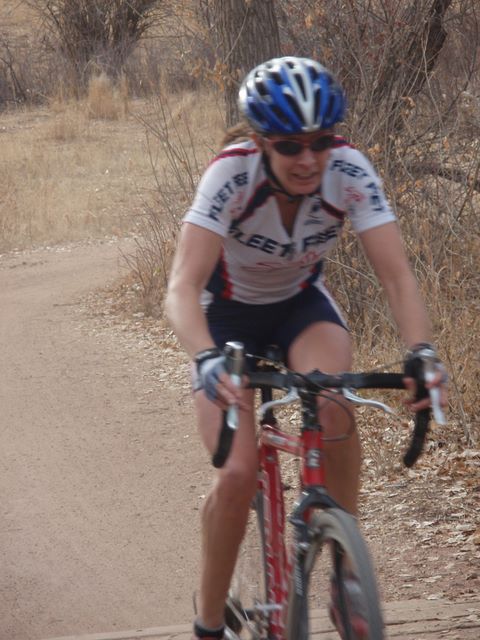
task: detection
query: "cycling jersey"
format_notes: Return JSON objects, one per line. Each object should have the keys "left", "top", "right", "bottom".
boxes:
{"left": 183, "top": 137, "right": 396, "bottom": 305}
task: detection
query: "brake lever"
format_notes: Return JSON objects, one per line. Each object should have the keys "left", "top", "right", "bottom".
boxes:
{"left": 342, "top": 388, "right": 395, "bottom": 414}
{"left": 212, "top": 341, "right": 244, "bottom": 469}
{"left": 258, "top": 387, "right": 300, "bottom": 419}
{"left": 424, "top": 365, "right": 446, "bottom": 425}
{"left": 225, "top": 341, "right": 244, "bottom": 430}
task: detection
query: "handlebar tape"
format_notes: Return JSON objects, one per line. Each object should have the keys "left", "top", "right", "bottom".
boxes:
{"left": 403, "top": 355, "right": 431, "bottom": 467}
{"left": 212, "top": 413, "right": 234, "bottom": 468}
{"left": 211, "top": 341, "right": 244, "bottom": 469}
{"left": 403, "top": 409, "right": 430, "bottom": 467}
{"left": 346, "top": 372, "right": 405, "bottom": 389}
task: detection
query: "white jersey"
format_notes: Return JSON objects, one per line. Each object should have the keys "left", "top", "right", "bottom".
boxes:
{"left": 183, "top": 137, "right": 396, "bottom": 304}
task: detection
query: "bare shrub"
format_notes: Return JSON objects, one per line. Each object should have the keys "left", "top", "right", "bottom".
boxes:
{"left": 27, "top": 0, "right": 171, "bottom": 92}
{"left": 126, "top": 90, "right": 223, "bottom": 316}
{"left": 270, "top": 0, "right": 480, "bottom": 444}
{"left": 131, "top": 2, "right": 478, "bottom": 447}
{"left": 0, "top": 30, "right": 54, "bottom": 107}
{"left": 122, "top": 31, "right": 204, "bottom": 97}
{"left": 0, "top": 34, "right": 28, "bottom": 105}
{"left": 2, "top": 1, "right": 211, "bottom": 104}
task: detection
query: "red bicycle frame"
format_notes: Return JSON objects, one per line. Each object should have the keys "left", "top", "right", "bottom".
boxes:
{"left": 257, "top": 420, "right": 326, "bottom": 639}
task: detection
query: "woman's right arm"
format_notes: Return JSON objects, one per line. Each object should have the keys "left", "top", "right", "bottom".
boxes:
{"left": 165, "top": 222, "right": 224, "bottom": 359}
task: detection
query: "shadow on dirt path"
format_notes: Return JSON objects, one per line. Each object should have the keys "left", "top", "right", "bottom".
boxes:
{"left": 0, "top": 239, "right": 208, "bottom": 640}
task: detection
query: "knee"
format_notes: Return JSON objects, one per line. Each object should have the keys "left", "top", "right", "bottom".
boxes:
{"left": 215, "top": 462, "right": 258, "bottom": 510}
{"left": 318, "top": 396, "right": 355, "bottom": 442}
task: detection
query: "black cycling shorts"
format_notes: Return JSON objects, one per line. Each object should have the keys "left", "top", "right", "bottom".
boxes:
{"left": 205, "top": 284, "right": 347, "bottom": 363}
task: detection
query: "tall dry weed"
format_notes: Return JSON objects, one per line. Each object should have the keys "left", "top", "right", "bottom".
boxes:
{"left": 135, "top": 87, "right": 479, "bottom": 460}
{"left": 86, "top": 73, "right": 128, "bottom": 120}
{"left": 126, "top": 89, "right": 223, "bottom": 316}
{"left": 46, "top": 99, "right": 84, "bottom": 141}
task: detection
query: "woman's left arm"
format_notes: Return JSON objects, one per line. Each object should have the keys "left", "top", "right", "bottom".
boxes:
{"left": 359, "top": 221, "right": 447, "bottom": 410}
{"left": 358, "top": 221, "right": 432, "bottom": 348}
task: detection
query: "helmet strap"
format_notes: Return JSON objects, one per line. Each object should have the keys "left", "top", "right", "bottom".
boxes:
{"left": 261, "top": 153, "right": 320, "bottom": 202}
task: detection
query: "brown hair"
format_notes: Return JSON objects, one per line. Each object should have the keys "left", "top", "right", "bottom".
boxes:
{"left": 220, "top": 121, "right": 255, "bottom": 148}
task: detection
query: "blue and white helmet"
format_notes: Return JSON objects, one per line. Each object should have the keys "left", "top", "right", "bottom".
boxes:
{"left": 238, "top": 56, "right": 346, "bottom": 135}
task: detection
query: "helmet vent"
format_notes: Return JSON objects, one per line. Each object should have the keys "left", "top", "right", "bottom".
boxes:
{"left": 313, "top": 88, "right": 321, "bottom": 122}
{"left": 271, "top": 104, "right": 290, "bottom": 126}
{"left": 295, "top": 74, "right": 307, "bottom": 101}
{"left": 284, "top": 94, "right": 303, "bottom": 124}
{"left": 256, "top": 81, "right": 269, "bottom": 97}
{"left": 271, "top": 71, "right": 283, "bottom": 85}
{"left": 250, "top": 104, "right": 266, "bottom": 124}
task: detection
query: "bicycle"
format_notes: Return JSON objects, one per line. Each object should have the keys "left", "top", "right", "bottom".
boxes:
{"left": 210, "top": 341, "right": 445, "bottom": 640}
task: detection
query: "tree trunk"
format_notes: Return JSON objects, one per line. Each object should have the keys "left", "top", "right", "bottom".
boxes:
{"left": 373, "top": 0, "right": 453, "bottom": 134}
{"left": 212, "top": 0, "right": 281, "bottom": 127}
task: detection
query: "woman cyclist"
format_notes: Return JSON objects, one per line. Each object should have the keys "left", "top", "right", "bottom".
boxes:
{"left": 165, "top": 57, "right": 447, "bottom": 640}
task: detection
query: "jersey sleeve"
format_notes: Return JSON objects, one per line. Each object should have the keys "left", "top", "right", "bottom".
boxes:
{"left": 183, "top": 148, "right": 250, "bottom": 238}
{"left": 341, "top": 149, "right": 397, "bottom": 233}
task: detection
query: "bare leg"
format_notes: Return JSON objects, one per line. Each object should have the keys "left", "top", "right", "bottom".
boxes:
{"left": 194, "top": 390, "right": 258, "bottom": 628}
{"left": 288, "top": 322, "right": 361, "bottom": 514}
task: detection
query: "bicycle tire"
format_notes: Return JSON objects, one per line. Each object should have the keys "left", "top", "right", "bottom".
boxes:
{"left": 225, "top": 490, "right": 270, "bottom": 640}
{"left": 286, "top": 507, "right": 385, "bottom": 640}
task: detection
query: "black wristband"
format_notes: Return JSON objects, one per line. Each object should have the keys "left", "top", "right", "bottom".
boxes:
{"left": 193, "top": 620, "right": 225, "bottom": 639}
{"left": 194, "top": 347, "right": 222, "bottom": 368}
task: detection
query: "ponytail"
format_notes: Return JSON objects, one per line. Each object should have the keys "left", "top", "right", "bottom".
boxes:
{"left": 221, "top": 121, "right": 254, "bottom": 148}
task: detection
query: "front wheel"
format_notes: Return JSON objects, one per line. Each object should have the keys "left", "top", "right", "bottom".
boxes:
{"left": 286, "top": 507, "right": 385, "bottom": 640}
{"left": 225, "top": 490, "right": 270, "bottom": 640}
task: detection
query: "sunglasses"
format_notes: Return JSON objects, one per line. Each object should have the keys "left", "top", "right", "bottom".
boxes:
{"left": 266, "top": 134, "right": 335, "bottom": 156}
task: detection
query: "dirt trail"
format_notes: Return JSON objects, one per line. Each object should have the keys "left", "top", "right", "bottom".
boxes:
{"left": 0, "top": 239, "right": 209, "bottom": 640}
{"left": 1, "top": 239, "right": 479, "bottom": 640}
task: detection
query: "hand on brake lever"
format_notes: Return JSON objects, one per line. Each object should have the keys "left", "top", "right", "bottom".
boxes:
{"left": 403, "top": 343, "right": 448, "bottom": 423}
{"left": 194, "top": 348, "right": 247, "bottom": 411}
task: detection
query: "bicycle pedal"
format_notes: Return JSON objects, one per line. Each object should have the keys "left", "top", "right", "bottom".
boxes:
{"left": 224, "top": 599, "right": 245, "bottom": 633}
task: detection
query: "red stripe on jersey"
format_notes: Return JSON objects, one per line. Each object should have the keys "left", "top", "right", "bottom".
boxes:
{"left": 321, "top": 198, "right": 346, "bottom": 220}
{"left": 220, "top": 251, "right": 233, "bottom": 299}
{"left": 332, "top": 136, "right": 354, "bottom": 149}
{"left": 210, "top": 147, "right": 259, "bottom": 166}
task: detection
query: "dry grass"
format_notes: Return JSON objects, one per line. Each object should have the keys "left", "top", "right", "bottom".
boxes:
{"left": 0, "top": 82, "right": 222, "bottom": 254}
{"left": 1, "top": 0, "right": 477, "bottom": 458}
{"left": 86, "top": 73, "right": 129, "bottom": 120}
{"left": 0, "top": 97, "right": 151, "bottom": 251}
{"left": 1, "top": 84, "right": 477, "bottom": 454}
{"left": 123, "top": 88, "right": 224, "bottom": 315}
{"left": 107, "top": 87, "right": 480, "bottom": 450}
{"left": 0, "top": 0, "right": 36, "bottom": 33}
